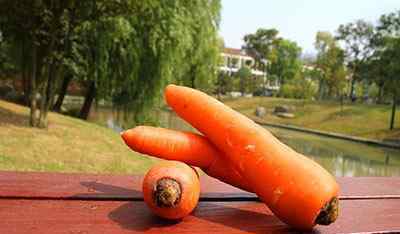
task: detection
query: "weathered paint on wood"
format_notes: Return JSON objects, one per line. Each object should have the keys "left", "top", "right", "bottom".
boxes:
{"left": 1, "top": 171, "right": 400, "bottom": 200}
{"left": 1, "top": 199, "right": 399, "bottom": 234}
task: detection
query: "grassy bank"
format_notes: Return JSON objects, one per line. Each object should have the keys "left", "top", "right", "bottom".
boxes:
{"left": 1, "top": 97, "right": 399, "bottom": 174}
{"left": 224, "top": 97, "right": 400, "bottom": 142}
{"left": 0, "top": 100, "right": 156, "bottom": 174}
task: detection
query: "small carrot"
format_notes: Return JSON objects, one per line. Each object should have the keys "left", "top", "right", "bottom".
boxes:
{"left": 165, "top": 84, "right": 339, "bottom": 230}
{"left": 142, "top": 161, "right": 200, "bottom": 220}
{"left": 121, "top": 126, "right": 252, "bottom": 192}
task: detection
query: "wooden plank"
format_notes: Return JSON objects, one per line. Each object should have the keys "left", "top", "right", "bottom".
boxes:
{"left": 0, "top": 199, "right": 399, "bottom": 234}
{"left": 1, "top": 171, "right": 400, "bottom": 199}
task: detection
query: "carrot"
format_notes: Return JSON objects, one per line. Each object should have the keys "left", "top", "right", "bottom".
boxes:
{"left": 165, "top": 84, "right": 339, "bottom": 230}
{"left": 121, "top": 126, "right": 252, "bottom": 192}
{"left": 142, "top": 161, "right": 200, "bottom": 220}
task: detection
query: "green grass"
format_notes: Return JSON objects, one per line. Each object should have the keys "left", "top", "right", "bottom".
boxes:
{"left": 0, "top": 100, "right": 157, "bottom": 174}
{"left": 1, "top": 97, "right": 399, "bottom": 174}
{"left": 224, "top": 97, "right": 400, "bottom": 142}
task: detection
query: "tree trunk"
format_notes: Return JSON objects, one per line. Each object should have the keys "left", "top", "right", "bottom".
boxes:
{"left": 79, "top": 80, "right": 96, "bottom": 120}
{"left": 52, "top": 6, "right": 75, "bottom": 112}
{"left": 191, "top": 75, "right": 195, "bottom": 89}
{"left": 349, "top": 78, "right": 356, "bottom": 102}
{"left": 29, "top": 45, "right": 38, "bottom": 127}
{"left": 53, "top": 73, "right": 72, "bottom": 112}
{"left": 340, "top": 94, "right": 344, "bottom": 115}
{"left": 377, "top": 83, "right": 384, "bottom": 104}
{"left": 38, "top": 63, "right": 51, "bottom": 128}
{"left": 21, "top": 39, "right": 31, "bottom": 105}
{"left": 390, "top": 91, "right": 397, "bottom": 130}
{"left": 39, "top": 61, "right": 58, "bottom": 128}
{"left": 318, "top": 78, "right": 325, "bottom": 100}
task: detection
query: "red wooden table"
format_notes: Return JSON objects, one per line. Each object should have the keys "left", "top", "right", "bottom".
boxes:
{"left": 1, "top": 171, "right": 400, "bottom": 234}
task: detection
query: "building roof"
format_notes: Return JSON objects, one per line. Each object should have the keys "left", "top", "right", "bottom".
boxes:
{"left": 223, "top": 47, "right": 245, "bottom": 56}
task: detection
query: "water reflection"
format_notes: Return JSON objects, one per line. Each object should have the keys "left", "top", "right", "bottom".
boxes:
{"left": 277, "top": 133, "right": 400, "bottom": 177}
{"left": 89, "top": 108, "right": 400, "bottom": 177}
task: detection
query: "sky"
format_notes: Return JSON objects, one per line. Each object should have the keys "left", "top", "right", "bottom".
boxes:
{"left": 219, "top": 0, "right": 399, "bottom": 55}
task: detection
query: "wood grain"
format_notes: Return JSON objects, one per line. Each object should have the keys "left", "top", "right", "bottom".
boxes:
{"left": 1, "top": 171, "right": 400, "bottom": 200}
{"left": 1, "top": 199, "right": 399, "bottom": 234}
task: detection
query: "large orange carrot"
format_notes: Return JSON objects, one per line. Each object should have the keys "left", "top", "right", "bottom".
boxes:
{"left": 165, "top": 84, "right": 339, "bottom": 230}
{"left": 142, "top": 161, "right": 200, "bottom": 220}
{"left": 121, "top": 126, "right": 252, "bottom": 192}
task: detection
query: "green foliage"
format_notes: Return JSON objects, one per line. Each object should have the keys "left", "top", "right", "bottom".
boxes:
{"left": 216, "top": 72, "right": 237, "bottom": 94}
{"left": 280, "top": 72, "right": 317, "bottom": 99}
{"left": 367, "top": 83, "right": 380, "bottom": 100}
{"left": 336, "top": 20, "right": 375, "bottom": 64}
{"left": 314, "top": 31, "right": 347, "bottom": 99}
{"left": 336, "top": 19, "right": 375, "bottom": 99}
{"left": 173, "top": 0, "right": 221, "bottom": 93}
{"left": 236, "top": 66, "right": 253, "bottom": 94}
{"left": 268, "top": 39, "right": 302, "bottom": 87}
{"left": 0, "top": 40, "right": 16, "bottom": 77}
{"left": 243, "top": 28, "right": 279, "bottom": 71}
{"left": 0, "top": 0, "right": 222, "bottom": 127}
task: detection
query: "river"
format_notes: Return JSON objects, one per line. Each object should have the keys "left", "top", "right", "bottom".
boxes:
{"left": 89, "top": 107, "right": 400, "bottom": 177}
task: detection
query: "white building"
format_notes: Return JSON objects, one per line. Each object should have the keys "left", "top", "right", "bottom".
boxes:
{"left": 219, "top": 47, "right": 279, "bottom": 91}
{"left": 219, "top": 47, "right": 265, "bottom": 76}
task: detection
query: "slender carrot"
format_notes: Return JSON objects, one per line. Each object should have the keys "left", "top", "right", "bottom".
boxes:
{"left": 142, "top": 161, "right": 200, "bottom": 220}
{"left": 165, "top": 84, "right": 339, "bottom": 230}
{"left": 121, "top": 126, "right": 252, "bottom": 192}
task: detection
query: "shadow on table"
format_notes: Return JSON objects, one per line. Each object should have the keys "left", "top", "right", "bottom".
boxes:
{"left": 80, "top": 182, "right": 321, "bottom": 234}
{"left": 77, "top": 181, "right": 142, "bottom": 199}
{"left": 108, "top": 202, "right": 182, "bottom": 231}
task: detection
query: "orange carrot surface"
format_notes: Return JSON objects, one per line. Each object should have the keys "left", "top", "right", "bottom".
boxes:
{"left": 122, "top": 126, "right": 252, "bottom": 192}
{"left": 142, "top": 161, "right": 200, "bottom": 220}
{"left": 164, "top": 84, "right": 339, "bottom": 230}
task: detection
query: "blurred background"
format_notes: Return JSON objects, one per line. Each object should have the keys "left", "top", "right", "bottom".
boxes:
{"left": 0, "top": 0, "right": 399, "bottom": 176}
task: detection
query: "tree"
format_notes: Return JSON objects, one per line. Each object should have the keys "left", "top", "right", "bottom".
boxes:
{"left": 0, "top": 0, "right": 137, "bottom": 127}
{"left": 373, "top": 11, "right": 400, "bottom": 130}
{"left": 314, "top": 31, "right": 347, "bottom": 99}
{"left": 0, "top": 0, "right": 222, "bottom": 127}
{"left": 268, "top": 39, "right": 302, "bottom": 88}
{"left": 0, "top": 34, "right": 16, "bottom": 78}
{"left": 180, "top": 0, "right": 221, "bottom": 92}
{"left": 280, "top": 71, "right": 317, "bottom": 100}
{"left": 360, "top": 55, "right": 387, "bottom": 103}
{"left": 336, "top": 20, "right": 375, "bottom": 101}
{"left": 108, "top": 0, "right": 221, "bottom": 125}
{"left": 243, "top": 28, "right": 279, "bottom": 72}
{"left": 236, "top": 66, "right": 252, "bottom": 95}
{"left": 0, "top": 0, "right": 66, "bottom": 127}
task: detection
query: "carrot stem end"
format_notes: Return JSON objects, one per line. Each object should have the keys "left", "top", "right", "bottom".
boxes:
{"left": 315, "top": 197, "right": 339, "bottom": 225}
{"left": 153, "top": 178, "right": 182, "bottom": 207}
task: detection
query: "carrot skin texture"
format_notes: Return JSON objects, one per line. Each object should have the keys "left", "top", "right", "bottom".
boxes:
{"left": 121, "top": 126, "right": 252, "bottom": 192}
{"left": 165, "top": 84, "right": 339, "bottom": 230}
{"left": 142, "top": 161, "right": 200, "bottom": 220}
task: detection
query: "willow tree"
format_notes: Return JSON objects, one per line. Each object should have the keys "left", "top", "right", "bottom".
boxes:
{"left": 178, "top": 0, "right": 221, "bottom": 92}
{"left": 1, "top": 0, "right": 222, "bottom": 127}
{"left": 72, "top": 0, "right": 221, "bottom": 125}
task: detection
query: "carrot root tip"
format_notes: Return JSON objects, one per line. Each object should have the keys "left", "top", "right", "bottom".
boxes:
{"left": 315, "top": 197, "right": 339, "bottom": 226}
{"left": 153, "top": 178, "right": 182, "bottom": 207}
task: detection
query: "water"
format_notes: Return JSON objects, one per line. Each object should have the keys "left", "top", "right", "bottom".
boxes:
{"left": 89, "top": 107, "right": 400, "bottom": 177}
